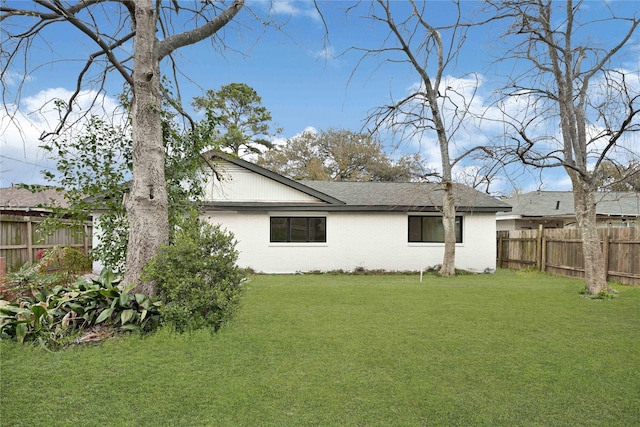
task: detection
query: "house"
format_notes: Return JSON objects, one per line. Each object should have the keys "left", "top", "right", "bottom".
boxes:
{"left": 496, "top": 191, "right": 640, "bottom": 231}
{"left": 179, "top": 153, "right": 510, "bottom": 274}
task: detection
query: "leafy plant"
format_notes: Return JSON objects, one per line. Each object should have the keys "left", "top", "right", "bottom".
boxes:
{"left": 0, "top": 263, "right": 61, "bottom": 302}
{"left": 144, "top": 214, "right": 246, "bottom": 333}
{"left": 34, "top": 115, "right": 132, "bottom": 273}
{"left": 0, "top": 269, "right": 161, "bottom": 349}
{"left": 0, "top": 246, "right": 90, "bottom": 302}
{"left": 35, "top": 245, "right": 91, "bottom": 277}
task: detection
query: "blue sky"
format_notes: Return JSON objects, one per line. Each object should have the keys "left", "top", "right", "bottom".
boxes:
{"left": 1, "top": 0, "right": 639, "bottom": 194}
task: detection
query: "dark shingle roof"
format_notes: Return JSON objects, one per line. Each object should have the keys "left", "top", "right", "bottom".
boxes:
{"left": 499, "top": 191, "right": 640, "bottom": 217}
{"left": 299, "top": 181, "right": 511, "bottom": 212}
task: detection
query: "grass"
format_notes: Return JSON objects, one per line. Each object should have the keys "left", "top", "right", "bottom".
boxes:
{"left": 2, "top": 269, "right": 639, "bottom": 426}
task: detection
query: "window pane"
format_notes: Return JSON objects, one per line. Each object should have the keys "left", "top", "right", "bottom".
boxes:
{"left": 270, "top": 218, "right": 288, "bottom": 242}
{"left": 408, "top": 216, "right": 422, "bottom": 242}
{"left": 422, "top": 217, "right": 443, "bottom": 242}
{"left": 289, "top": 218, "right": 308, "bottom": 242}
{"left": 309, "top": 217, "right": 326, "bottom": 242}
{"left": 455, "top": 216, "right": 462, "bottom": 243}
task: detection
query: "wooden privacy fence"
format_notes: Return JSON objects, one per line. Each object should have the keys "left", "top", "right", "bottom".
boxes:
{"left": 0, "top": 215, "right": 92, "bottom": 273}
{"left": 497, "top": 226, "right": 640, "bottom": 285}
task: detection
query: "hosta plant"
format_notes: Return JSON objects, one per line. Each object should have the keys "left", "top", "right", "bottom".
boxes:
{"left": 0, "top": 269, "right": 161, "bottom": 349}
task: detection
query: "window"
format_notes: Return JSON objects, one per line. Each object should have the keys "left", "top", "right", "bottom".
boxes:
{"left": 408, "top": 216, "right": 463, "bottom": 243}
{"left": 270, "top": 217, "right": 326, "bottom": 242}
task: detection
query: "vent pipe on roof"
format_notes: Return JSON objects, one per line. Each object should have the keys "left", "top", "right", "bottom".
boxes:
{"left": 555, "top": 200, "right": 560, "bottom": 210}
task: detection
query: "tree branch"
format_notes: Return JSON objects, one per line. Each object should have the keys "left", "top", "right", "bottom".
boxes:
{"left": 156, "top": 0, "right": 245, "bottom": 60}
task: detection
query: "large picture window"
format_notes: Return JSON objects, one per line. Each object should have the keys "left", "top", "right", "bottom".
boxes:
{"left": 408, "top": 216, "right": 463, "bottom": 243}
{"left": 270, "top": 217, "right": 326, "bottom": 243}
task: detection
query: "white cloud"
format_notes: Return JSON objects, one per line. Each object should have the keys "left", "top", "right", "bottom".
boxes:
{"left": 2, "top": 71, "right": 33, "bottom": 88}
{"left": 270, "top": 125, "right": 317, "bottom": 148}
{"left": 1, "top": 88, "right": 124, "bottom": 187}
{"left": 314, "top": 46, "right": 335, "bottom": 61}
{"left": 268, "top": 0, "right": 321, "bottom": 21}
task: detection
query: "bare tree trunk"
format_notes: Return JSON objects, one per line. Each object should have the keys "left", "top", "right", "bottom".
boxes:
{"left": 439, "top": 181, "right": 456, "bottom": 276}
{"left": 570, "top": 174, "right": 608, "bottom": 294}
{"left": 432, "top": 91, "right": 456, "bottom": 276}
{"left": 123, "top": 0, "right": 169, "bottom": 293}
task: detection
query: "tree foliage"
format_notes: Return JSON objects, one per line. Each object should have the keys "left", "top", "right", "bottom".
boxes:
{"left": 37, "top": 116, "right": 131, "bottom": 272}
{"left": 192, "top": 83, "right": 280, "bottom": 157}
{"left": 257, "top": 128, "right": 426, "bottom": 182}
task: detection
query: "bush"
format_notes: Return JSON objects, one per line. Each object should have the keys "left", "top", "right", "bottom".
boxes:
{"left": 35, "top": 245, "right": 91, "bottom": 276}
{"left": 144, "top": 215, "right": 246, "bottom": 333}
{"left": 0, "top": 263, "right": 61, "bottom": 301}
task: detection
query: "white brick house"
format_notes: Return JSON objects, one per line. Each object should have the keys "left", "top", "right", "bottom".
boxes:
{"left": 198, "top": 153, "right": 511, "bottom": 274}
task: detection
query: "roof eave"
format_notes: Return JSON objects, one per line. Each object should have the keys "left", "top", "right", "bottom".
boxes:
{"left": 201, "top": 202, "right": 508, "bottom": 213}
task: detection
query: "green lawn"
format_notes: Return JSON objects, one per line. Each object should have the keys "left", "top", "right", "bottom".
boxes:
{"left": 2, "top": 270, "right": 639, "bottom": 426}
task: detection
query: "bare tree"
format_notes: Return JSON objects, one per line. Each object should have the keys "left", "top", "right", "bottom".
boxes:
{"left": 351, "top": 0, "right": 495, "bottom": 275}
{"left": 1, "top": 1, "right": 246, "bottom": 294}
{"left": 488, "top": 0, "right": 639, "bottom": 294}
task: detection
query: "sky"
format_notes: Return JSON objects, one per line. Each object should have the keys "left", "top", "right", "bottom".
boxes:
{"left": 1, "top": 0, "right": 639, "bottom": 195}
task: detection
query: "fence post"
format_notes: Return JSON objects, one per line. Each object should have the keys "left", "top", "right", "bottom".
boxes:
{"left": 536, "top": 224, "right": 544, "bottom": 271}
{"left": 0, "top": 257, "right": 6, "bottom": 277}
{"left": 26, "top": 219, "right": 33, "bottom": 264}
{"left": 497, "top": 236, "right": 503, "bottom": 268}
{"left": 541, "top": 236, "right": 547, "bottom": 272}
{"left": 603, "top": 235, "right": 610, "bottom": 281}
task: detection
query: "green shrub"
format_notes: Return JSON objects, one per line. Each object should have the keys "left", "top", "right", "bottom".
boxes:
{"left": 144, "top": 215, "right": 246, "bottom": 333}
{"left": 35, "top": 245, "right": 91, "bottom": 276}
{"left": 0, "top": 269, "right": 161, "bottom": 349}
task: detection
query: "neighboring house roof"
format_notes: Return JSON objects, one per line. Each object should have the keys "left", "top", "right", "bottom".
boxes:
{"left": 206, "top": 152, "right": 512, "bottom": 213}
{"left": 497, "top": 191, "right": 640, "bottom": 220}
{"left": 0, "top": 186, "right": 68, "bottom": 212}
